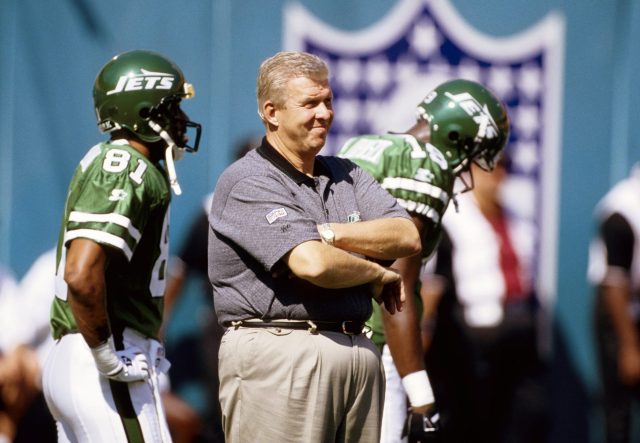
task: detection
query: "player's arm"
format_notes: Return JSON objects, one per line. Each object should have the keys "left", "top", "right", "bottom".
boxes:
{"left": 419, "top": 273, "right": 446, "bottom": 354}
{"left": 382, "top": 214, "right": 435, "bottom": 411}
{"left": 604, "top": 280, "right": 636, "bottom": 351}
{"left": 326, "top": 217, "right": 421, "bottom": 260}
{"left": 65, "top": 238, "right": 110, "bottom": 348}
{"left": 384, "top": 214, "right": 440, "bottom": 442}
{"left": 383, "top": 238, "right": 423, "bottom": 376}
{"left": 65, "top": 238, "right": 149, "bottom": 382}
{"left": 599, "top": 213, "right": 640, "bottom": 385}
{"left": 603, "top": 280, "right": 640, "bottom": 386}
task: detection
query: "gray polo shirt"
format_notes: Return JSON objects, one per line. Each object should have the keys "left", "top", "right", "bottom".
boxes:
{"left": 208, "top": 138, "right": 410, "bottom": 325}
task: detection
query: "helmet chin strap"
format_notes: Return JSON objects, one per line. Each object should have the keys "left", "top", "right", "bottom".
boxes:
{"left": 451, "top": 167, "right": 476, "bottom": 213}
{"left": 164, "top": 145, "right": 182, "bottom": 196}
{"left": 148, "top": 121, "right": 183, "bottom": 195}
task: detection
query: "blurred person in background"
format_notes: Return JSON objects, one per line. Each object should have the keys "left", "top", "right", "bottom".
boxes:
{"left": 588, "top": 163, "right": 640, "bottom": 443}
{"left": 0, "top": 262, "right": 47, "bottom": 443}
{"left": 0, "top": 250, "right": 56, "bottom": 443}
{"left": 422, "top": 155, "right": 549, "bottom": 443}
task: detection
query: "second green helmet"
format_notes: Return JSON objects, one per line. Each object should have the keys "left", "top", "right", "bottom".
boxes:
{"left": 416, "top": 79, "right": 510, "bottom": 174}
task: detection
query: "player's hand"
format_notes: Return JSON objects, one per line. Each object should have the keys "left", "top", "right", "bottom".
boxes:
{"left": 103, "top": 348, "right": 150, "bottom": 383}
{"left": 402, "top": 405, "right": 440, "bottom": 443}
{"left": 91, "top": 339, "right": 150, "bottom": 383}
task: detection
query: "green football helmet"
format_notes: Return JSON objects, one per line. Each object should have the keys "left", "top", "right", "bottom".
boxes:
{"left": 416, "top": 79, "right": 509, "bottom": 175}
{"left": 93, "top": 50, "right": 201, "bottom": 152}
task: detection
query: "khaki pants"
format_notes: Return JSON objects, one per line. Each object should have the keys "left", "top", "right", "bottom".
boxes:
{"left": 218, "top": 327, "right": 384, "bottom": 443}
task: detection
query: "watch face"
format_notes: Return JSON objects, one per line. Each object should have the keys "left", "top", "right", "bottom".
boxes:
{"left": 322, "top": 227, "right": 335, "bottom": 244}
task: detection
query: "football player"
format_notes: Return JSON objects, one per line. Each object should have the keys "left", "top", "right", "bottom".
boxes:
{"left": 338, "top": 79, "right": 509, "bottom": 443}
{"left": 42, "top": 50, "right": 201, "bottom": 442}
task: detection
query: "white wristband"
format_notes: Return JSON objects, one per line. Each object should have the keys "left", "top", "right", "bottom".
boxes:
{"left": 402, "top": 370, "right": 435, "bottom": 407}
{"left": 90, "top": 336, "right": 122, "bottom": 376}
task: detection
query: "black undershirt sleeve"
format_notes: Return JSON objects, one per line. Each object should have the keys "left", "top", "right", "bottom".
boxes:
{"left": 601, "top": 212, "right": 634, "bottom": 271}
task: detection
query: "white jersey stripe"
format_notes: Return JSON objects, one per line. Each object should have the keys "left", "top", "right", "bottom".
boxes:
{"left": 65, "top": 229, "right": 134, "bottom": 261}
{"left": 79, "top": 144, "right": 102, "bottom": 172}
{"left": 381, "top": 177, "right": 450, "bottom": 205}
{"left": 69, "top": 211, "right": 141, "bottom": 242}
{"left": 396, "top": 198, "right": 441, "bottom": 223}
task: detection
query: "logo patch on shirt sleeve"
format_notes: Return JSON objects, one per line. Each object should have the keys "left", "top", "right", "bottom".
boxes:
{"left": 347, "top": 211, "right": 361, "bottom": 223}
{"left": 266, "top": 208, "right": 287, "bottom": 224}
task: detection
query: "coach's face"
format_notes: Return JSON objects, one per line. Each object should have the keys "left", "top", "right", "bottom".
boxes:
{"left": 275, "top": 75, "right": 333, "bottom": 158}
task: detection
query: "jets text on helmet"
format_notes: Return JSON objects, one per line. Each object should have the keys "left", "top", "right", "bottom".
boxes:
{"left": 444, "top": 92, "right": 499, "bottom": 140}
{"left": 106, "top": 69, "right": 175, "bottom": 95}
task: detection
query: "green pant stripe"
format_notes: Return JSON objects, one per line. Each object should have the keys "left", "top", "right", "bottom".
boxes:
{"left": 109, "top": 380, "right": 145, "bottom": 443}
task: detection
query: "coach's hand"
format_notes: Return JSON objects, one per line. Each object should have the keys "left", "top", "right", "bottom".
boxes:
{"left": 371, "top": 267, "right": 404, "bottom": 314}
{"left": 91, "top": 338, "right": 150, "bottom": 383}
{"left": 402, "top": 404, "right": 440, "bottom": 443}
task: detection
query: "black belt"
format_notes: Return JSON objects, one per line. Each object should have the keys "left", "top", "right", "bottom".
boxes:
{"left": 228, "top": 319, "right": 367, "bottom": 335}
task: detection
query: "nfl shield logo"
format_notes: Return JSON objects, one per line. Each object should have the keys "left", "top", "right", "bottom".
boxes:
{"left": 284, "top": 0, "right": 565, "bottom": 306}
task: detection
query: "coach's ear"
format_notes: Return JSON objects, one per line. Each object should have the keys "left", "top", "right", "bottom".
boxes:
{"left": 262, "top": 100, "right": 279, "bottom": 127}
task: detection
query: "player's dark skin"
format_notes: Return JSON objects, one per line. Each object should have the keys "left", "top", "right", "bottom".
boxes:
{"left": 65, "top": 238, "right": 110, "bottom": 348}
{"left": 65, "top": 134, "right": 160, "bottom": 349}
{"left": 382, "top": 118, "right": 436, "bottom": 414}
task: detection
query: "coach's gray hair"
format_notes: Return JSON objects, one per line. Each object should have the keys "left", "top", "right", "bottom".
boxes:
{"left": 256, "top": 51, "right": 329, "bottom": 122}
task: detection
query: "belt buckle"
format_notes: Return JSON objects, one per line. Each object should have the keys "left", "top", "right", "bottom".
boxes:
{"left": 306, "top": 320, "right": 318, "bottom": 334}
{"left": 342, "top": 321, "right": 360, "bottom": 335}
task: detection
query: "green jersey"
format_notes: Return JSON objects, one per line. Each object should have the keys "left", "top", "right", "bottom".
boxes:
{"left": 338, "top": 134, "right": 455, "bottom": 348}
{"left": 51, "top": 140, "right": 171, "bottom": 341}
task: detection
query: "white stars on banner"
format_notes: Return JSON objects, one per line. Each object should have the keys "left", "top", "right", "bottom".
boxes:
{"left": 365, "top": 57, "right": 393, "bottom": 93}
{"left": 487, "top": 66, "right": 514, "bottom": 100}
{"left": 518, "top": 64, "right": 543, "bottom": 101}
{"left": 333, "top": 59, "right": 362, "bottom": 93}
{"left": 410, "top": 18, "right": 442, "bottom": 58}
{"left": 514, "top": 105, "right": 540, "bottom": 140}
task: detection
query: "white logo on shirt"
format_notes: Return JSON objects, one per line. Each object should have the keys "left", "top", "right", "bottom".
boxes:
{"left": 266, "top": 208, "right": 287, "bottom": 224}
